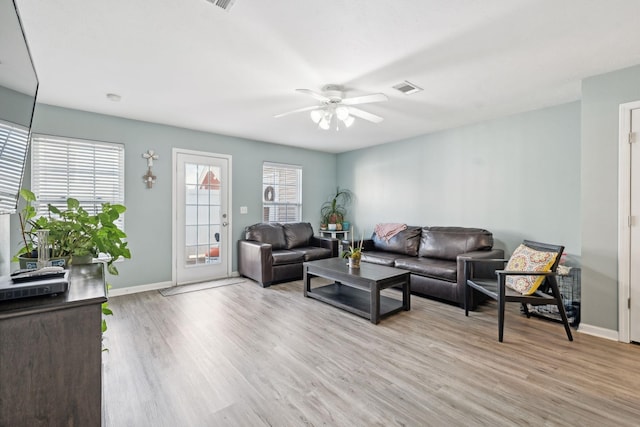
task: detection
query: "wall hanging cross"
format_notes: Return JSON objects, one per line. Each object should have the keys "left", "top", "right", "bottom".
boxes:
{"left": 142, "top": 150, "right": 159, "bottom": 188}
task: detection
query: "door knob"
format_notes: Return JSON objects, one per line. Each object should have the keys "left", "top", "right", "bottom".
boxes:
{"left": 222, "top": 221, "right": 228, "bottom": 227}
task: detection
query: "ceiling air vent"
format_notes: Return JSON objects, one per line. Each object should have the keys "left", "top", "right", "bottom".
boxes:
{"left": 206, "top": 0, "right": 236, "bottom": 11}
{"left": 392, "top": 81, "right": 423, "bottom": 95}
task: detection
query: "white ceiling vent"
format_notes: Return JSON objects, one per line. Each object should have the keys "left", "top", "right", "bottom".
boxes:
{"left": 206, "top": 0, "right": 236, "bottom": 11}
{"left": 393, "top": 81, "right": 423, "bottom": 95}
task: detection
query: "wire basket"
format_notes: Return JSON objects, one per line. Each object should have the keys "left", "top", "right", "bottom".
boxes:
{"left": 523, "top": 266, "right": 581, "bottom": 327}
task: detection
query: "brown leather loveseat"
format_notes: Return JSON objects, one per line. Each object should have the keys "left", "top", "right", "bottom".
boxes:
{"left": 238, "top": 222, "right": 338, "bottom": 287}
{"left": 359, "top": 226, "right": 504, "bottom": 308}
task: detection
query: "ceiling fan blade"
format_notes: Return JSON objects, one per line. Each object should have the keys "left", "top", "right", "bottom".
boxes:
{"left": 348, "top": 107, "right": 384, "bottom": 123}
{"left": 296, "top": 88, "right": 331, "bottom": 103}
{"left": 274, "top": 105, "right": 321, "bottom": 118}
{"left": 341, "top": 93, "right": 388, "bottom": 106}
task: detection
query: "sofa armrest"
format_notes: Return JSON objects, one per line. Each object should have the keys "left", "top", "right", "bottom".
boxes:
{"left": 237, "top": 240, "right": 274, "bottom": 286}
{"left": 310, "top": 236, "right": 339, "bottom": 257}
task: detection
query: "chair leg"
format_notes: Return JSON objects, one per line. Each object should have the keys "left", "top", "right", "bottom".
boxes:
{"left": 464, "top": 283, "right": 470, "bottom": 317}
{"left": 464, "top": 262, "right": 470, "bottom": 316}
{"left": 498, "top": 276, "right": 505, "bottom": 342}
{"left": 498, "top": 300, "right": 505, "bottom": 342}
{"left": 550, "top": 278, "right": 573, "bottom": 341}
{"left": 521, "top": 303, "right": 530, "bottom": 318}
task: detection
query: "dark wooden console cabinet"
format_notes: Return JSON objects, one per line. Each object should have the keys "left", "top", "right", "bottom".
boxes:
{"left": 0, "top": 263, "right": 107, "bottom": 427}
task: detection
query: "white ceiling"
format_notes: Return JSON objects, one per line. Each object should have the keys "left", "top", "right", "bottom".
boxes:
{"left": 13, "top": 0, "right": 640, "bottom": 153}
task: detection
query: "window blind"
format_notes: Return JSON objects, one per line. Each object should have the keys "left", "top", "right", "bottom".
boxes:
{"left": 0, "top": 120, "right": 30, "bottom": 213}
{"left": 31, "top": 134, "right": 125, "bottom": 227}
{"left": 262, "top": 162, "right": 302, "bottom": 223}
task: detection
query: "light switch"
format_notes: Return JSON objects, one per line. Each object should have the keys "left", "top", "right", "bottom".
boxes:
{"left": 240, "top": 206, "right": 248, "bottom": 214}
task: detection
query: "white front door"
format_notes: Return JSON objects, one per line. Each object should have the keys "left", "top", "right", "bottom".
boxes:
{"left": 630, "top": 108, "right": 640, "bottom": 343}
{"left": 174, "top": 149, "right": 231, "bottom": 285}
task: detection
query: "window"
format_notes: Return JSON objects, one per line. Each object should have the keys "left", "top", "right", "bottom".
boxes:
{"left": 0, "top": 120, "right": 30, "bottom": 214}
{"left": 31, "top": 134, "right": 125, "bottom": 227}
{"left": 262, "top": 162, "right": 301, "bottom": 223}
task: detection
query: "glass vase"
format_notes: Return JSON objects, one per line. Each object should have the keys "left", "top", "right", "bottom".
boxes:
{"left": 36, "top": 229, "right": 50, "bottom": 269}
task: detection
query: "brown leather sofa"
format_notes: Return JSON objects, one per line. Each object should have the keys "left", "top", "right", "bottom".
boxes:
{"left": 358, "top": 226, "right": 504, "bottom": 308}
{"left": 238, "top": 222, "right": 338, "bottom": 287}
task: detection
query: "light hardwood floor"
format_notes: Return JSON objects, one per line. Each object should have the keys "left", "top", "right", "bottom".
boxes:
{"left": 103, "top": 279, "right": 640, "bottom": 426}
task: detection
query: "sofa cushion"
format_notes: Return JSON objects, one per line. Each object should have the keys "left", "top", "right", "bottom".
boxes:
{"left": 245, "top": 223, "right": 287, "bottom": 250}
{"left": 294, "top": 246, "right": 332, "bottom": 261}
{"left": 361, "top": 251, "right": 412, "bottom": 267}
{"left": 283, "top": 222, "right": 314, "bottom": 249}
{"left": 419, "top": 227, "right": 493, "bottom": 261}
{"left": 371, "top": 226, "right": 422, "bottom": 256}
{"left": 505, "top": 244, "right": 558, "bottom": 295}
{"left": 271, "top": 249, "right": 305, "bottom": 265}
{"left": 394, "top": 257, "right": 457, "bottom": 282}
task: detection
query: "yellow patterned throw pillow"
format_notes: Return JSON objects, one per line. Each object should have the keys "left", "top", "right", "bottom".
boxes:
{"left": 505, "top": 244, "right": 558, "bottom": 295}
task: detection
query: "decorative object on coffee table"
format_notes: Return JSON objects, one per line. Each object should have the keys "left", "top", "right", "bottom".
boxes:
{"left": 347, "top": 255, "right": 360, "bottom": 269}
{"left": 342, "top": 229, "right": 364, "bottom": 269}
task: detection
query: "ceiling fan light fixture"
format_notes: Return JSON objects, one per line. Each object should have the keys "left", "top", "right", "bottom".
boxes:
{"left": 276, "top": 84, "right": 386, "bottom": 129}
{"left": 335, "top": 106, "right": 349, "bottom": 121}
{"left": 318, "top": 117, "right": 331, "bottom": 130}
{"left": 310, "top": 109, "right": 323, "bottom": 123}
{"left": 343, "top": 115, "right": 355, "bottom": 128}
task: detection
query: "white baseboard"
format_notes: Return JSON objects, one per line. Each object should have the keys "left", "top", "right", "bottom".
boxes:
{"left": 109, "top": 281, "right": 173, "bottom": 297}
{"left": 578, "top": 323, "right": 619, "bottom": 341}
{"left": 108, "top": 272, "right": 241, "bottom": 297}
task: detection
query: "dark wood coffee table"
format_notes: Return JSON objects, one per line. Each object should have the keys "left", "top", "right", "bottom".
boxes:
{"left": 303, "top": 258, "right": 410, "bottom": 324}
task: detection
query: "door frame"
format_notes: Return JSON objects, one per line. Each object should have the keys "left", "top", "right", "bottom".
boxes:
{"left": 617, "top": 100, "right": 640, "bottom": 343}
{"left": 171, "top": 148, "right": 233, "bottom": 286}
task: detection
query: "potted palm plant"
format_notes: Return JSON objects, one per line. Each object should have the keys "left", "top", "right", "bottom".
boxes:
{"left": 320, "top": 187, "right": 353, "bottom": 230}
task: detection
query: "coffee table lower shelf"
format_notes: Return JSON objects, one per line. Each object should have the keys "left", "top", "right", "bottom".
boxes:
{"left": 307, "top": 283, "right": 405, "bottom": 322}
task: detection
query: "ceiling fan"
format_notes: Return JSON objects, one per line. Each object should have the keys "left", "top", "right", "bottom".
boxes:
{"left": 274, "top": 84, "right": 388, "bottom": 130}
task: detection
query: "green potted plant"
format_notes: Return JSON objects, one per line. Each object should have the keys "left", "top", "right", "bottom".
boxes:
{"left": 320, "top": 187, "right": 353, "bottom": 230}
{"left": 341, "top": 229, "right": 364, "bottom": 269}
{"left": 47, "top": 198, "right": 131, "bottom": 275}
{"left": 14, "top": 189, "right": 131, "bottom": 275}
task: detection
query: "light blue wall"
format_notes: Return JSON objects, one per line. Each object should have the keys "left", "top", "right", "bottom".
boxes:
{"left": 581, "top": 64, "right": 640, "bottom": 331}
{"left": 0, "top": 85, "right": 35, "bottom": 127}
{"left": 337, "top": 102, "right": 581, "bottom": 261}
{"left": 10, "top": 104, "right": 337, "bottom": 290}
